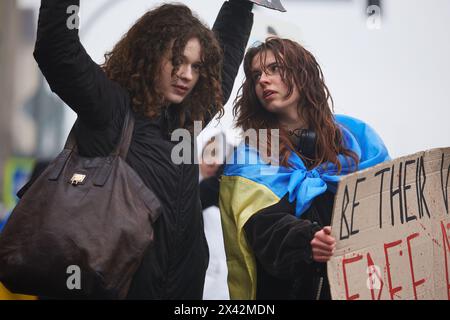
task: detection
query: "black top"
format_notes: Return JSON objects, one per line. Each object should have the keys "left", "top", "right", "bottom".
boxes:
{"left": 199, "top": 165, "right": 224, "bottom": 210}
{"left": 34, "top": 0, "right": 253, "bottom": 299}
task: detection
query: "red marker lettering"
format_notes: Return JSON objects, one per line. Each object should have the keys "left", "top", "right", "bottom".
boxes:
{"left": 342, "top": 255, "right": 363, "bottom": 300}
{"left": 384, "top": 239, "right": 403, "bottom": 300}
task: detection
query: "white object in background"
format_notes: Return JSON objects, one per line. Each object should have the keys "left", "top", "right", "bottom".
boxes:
{"left": 202, "top": 205, "right": 230, "bottom": 300}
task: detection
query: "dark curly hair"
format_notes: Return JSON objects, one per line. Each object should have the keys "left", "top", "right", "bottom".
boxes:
{"left": 234, "top": 37, "right": 358, "bottom": 172}
{"left": 102, "top": 3, "right": 223, "bottom": 130}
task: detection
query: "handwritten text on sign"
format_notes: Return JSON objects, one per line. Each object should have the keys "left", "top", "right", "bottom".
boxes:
{"left": 328, "top": 148, "right": 450, "bottom": 300}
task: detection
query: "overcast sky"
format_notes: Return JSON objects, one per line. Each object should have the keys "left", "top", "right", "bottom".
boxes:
{"left": 22, "top": 0, "right": 450, "bottom": 159}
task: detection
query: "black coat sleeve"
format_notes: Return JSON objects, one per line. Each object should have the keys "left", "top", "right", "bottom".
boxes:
{"left": 199, "top": 176, "right": 220, "bottom": 210}
{"left": 212, "top": 0, "right": 254, "bottom": 107}
{"left": 243, "top": 195, "right": 319, "bottom": 280}
{"left": 33, "top": 0, "right": 128, "bottom": 129}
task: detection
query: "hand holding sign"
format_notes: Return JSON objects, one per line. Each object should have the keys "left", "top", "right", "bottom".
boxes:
{"left": 311, "top": 226, "right": 336, "bottom": 263}
{"left": 249, "top": 0, "right": 286, "bottom": 12}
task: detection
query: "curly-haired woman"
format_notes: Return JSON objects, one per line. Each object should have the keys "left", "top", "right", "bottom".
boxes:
{"left": 33, "top": 0, "right": 254, "bottom": 299}
{"left": 219, "top": 38, "right": 390, "bottom": 299}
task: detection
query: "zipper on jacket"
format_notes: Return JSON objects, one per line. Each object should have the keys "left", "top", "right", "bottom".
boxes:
{"left": 315, "top": 276, "right": 324, "bottom": 300}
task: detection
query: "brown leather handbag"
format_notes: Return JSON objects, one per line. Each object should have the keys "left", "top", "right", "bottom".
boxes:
{"left": 0, "top": 110, "right": 160, "bottom": 299}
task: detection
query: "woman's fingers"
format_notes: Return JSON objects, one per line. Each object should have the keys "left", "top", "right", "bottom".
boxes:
{"left": 314, "top": 229, "right": 336, "bottom": 246}
{"left": 313, "top": 255, "right": 332, "bottom": 263}
{"left": 311, "top": 238, "right": 336, "bottom": 251}
{"left": 312, "top": 247, "right": 334, "bottom": 257}
{"left": 311, "top": 240, "right": 335, "bottom": 255}
{"left": 311, "top": 227, "right": 336, "bottom": 262}
{"left": 311, "top": 231, "right": 336, "bottom": 252}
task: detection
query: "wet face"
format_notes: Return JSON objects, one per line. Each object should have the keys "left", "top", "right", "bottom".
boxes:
{"left": 251, "top": 50, "right": 301, "bottom": 123}
{"left": 157, "top": 37, "right": 202, "bottom": 105}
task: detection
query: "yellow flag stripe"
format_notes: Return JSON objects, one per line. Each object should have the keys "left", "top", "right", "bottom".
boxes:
{"left": 219, "top": 175, "right": 280, "bottom": 300}
{"left": 0, "top": 282, "right": 37, "bottom": 300}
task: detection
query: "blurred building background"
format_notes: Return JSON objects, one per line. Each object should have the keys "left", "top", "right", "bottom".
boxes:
{"left": 0, "top": 0, "right": 450, "bottom": 235}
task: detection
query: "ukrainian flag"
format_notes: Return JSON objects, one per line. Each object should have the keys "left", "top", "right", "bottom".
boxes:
{"left": 0, "top": 283, "right": 37, "bottom": 300}
{"left": 219, "top": 114, "right": 390, "bottom": 299}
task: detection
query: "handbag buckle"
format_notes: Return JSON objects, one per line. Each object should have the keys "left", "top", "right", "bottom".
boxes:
{"left": 70, "top": 173, "right": 86, "bottom": 185}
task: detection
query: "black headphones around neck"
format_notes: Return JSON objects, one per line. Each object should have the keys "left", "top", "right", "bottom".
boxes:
{"left": 289, "top": 129, "right": 317, "bottom": 162}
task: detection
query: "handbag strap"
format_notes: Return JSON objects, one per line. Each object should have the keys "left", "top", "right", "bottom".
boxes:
{"left": 50, "top": 108, "right": 135, "bottom": 184}
{"left": 113, "top": 108, "right": 135, "bottom": 159}
{"left": 62, "top": 108, "right": 134, "bottom": 157}
{"left": 63, "top": 125, "right": 78, "bottom": 151}
{"left": 48, "top": 128, "right": 77, "bottom": 181}
{"left": 93, "top": 110, "right": 135, "bottom": 186}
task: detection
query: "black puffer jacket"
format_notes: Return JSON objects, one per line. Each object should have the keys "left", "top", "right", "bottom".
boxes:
{"left": 244, "top": 189, "right": 335, "bottom": 300}
{"left": 34, "top": 0, "right": 253, "bottom": 299}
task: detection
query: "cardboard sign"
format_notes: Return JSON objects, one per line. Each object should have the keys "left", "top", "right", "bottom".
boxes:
{"left": 328, "top": 148, "right": 450, "bottom": 300}
{"left": 250, "top": 0, "right": 286, "bottom": 12}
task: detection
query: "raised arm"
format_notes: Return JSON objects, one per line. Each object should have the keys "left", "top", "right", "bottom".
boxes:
{"left": 33, "top": 0, "right": 126, "bottom": 128}
{"left": 212, "top": 0, "right": 254, "bottom": 106}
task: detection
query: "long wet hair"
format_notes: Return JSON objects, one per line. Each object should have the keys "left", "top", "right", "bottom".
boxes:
{"left": 102, "top": 3, "right": 223, "bottom": 130}
{"left": 233, "top": 37, "right": 358, "bottom": 172}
